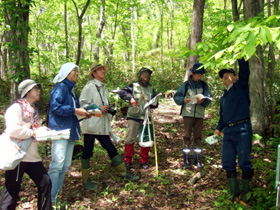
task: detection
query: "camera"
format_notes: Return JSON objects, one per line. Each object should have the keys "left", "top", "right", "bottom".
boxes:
{"left": 108, "top": 107, "right": 117, "bottom": 116}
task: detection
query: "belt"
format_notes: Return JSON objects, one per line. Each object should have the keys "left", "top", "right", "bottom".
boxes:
{"left": 227, "top": 118, "right": 250, "bottom": 127}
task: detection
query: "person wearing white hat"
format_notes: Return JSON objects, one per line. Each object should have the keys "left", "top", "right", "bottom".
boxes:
{"left": 0, "top": 79, "right": 52, "bottom": 209}
{"left": 47, "top": 62, "right": 91, "bottom": 205}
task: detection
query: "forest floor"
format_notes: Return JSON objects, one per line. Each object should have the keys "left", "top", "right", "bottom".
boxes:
{"left": 0, "top": 99, "right": 276, "bottom": 209}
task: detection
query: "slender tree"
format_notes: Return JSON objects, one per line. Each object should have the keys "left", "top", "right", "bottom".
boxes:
{"left": 94, "top": 0, "right": 106, "bottom": 62}
{"left": 184, "top": 0, "right": 205, "bottom": 81}
{"left": 231, "top": 0, "right": 239, "bottom": 22}
{"left": 71, "top": 0, "right": 91, "bottom": 66}
{"left": 65, "top": 0, "right": 69, "bottom": 60}
{"left": 130, "top": 0, "right": 135, "bottom": 72}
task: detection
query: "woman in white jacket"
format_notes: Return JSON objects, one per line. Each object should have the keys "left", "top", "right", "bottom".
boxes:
{"left": 79, "top": 63, "right": 139, "bottom": 190}
{"left": 0, "top": 79, "right": 52, "bottom": 210}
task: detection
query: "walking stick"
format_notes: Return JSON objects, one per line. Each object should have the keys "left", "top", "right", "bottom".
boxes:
{"left": 151, "top": 111, "right": 158, "bottom": 177}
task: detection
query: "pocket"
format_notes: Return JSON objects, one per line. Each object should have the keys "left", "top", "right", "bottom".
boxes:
{"left": 86, "top": 117, "right": 101, "bottom": 133}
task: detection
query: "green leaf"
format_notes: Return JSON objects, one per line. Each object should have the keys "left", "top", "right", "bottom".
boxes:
{"left": 235, "top": 32, "right": 249, "bottom": 45}
{"left": 259, "top": 27, "right": 268, "bottom": 45}
{"left": 275, "top": 40, "right": 280, "bottom": 50}
{"left": 244, "top": 33, "right": 256, "bottom": 58}
{"left": 265, "top": 27, "right": 273, "bottom": 43}
{"left": 214, "top": 49, "right": 225, "bottom": 60}
{"left": 253, "top": 133, "right": 263, "bottom": 141}
{"left": 227, "top": 24, "right": 234, "bottom": 32}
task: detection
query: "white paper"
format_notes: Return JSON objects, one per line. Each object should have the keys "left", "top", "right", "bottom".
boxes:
{"left": 144, "top": 93, "right": 162, "bottom": 109}
{"left": 35, "top": 129, "right": 70, "bottom": 141}
{"left": 189, "top": 94, "right": 212, "bottom": 104}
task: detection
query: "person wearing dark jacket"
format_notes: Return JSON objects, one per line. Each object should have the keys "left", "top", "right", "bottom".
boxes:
{"left": 48, "top": 62, "right": 90, "bottom": 205}
{"left": 119, "top": 67, "right": 158, "bottom": 170}
{"left": 214, "top": 58, "right": 254, "bottom": 206}
{"left": 174, "top": 63, "right": 211, "bottom": 169}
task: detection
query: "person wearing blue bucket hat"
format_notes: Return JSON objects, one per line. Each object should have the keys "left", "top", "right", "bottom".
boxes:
{"left": 174, "top": 63, "right": 211, "bottom": 170}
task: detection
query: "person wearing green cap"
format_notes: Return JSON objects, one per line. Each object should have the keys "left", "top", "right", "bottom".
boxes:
{"left": 119, "top": 67, "right": 158, "bottom": 170}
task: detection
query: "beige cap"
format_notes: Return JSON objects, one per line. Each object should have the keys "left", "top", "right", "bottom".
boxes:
{"left": 18, "top": 79, "right": 41, "bottom": 98}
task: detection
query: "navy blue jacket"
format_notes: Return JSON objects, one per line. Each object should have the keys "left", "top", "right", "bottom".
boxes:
{"left": 48, "top": 78, "right": 81, "bottom": 140}
{"left": 216, "top": 59, "right": 250, "bottom": 131}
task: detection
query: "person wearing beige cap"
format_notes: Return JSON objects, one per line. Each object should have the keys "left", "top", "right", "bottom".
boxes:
{"left": 79, "top": 63, "right": 139, "bottom": 190}
{"left": 47, "top": 62, "right": 91, "bottom": 205}
{"left": 0, "top": 79, "right": 52, "bottom": 209}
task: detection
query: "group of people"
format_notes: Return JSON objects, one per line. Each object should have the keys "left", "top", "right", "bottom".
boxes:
{"left": 0, "top": 58, "right": 254, "bottom": 209}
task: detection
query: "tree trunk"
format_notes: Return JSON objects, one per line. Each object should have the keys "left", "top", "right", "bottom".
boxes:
{"left": 105, "top": 0, "right": 119, "bottom": 66}
{"left": 244, "top": 0, "right": 268, "bottom": 137}
{"left": 231, "top": 0, "right": 239, "bottom": 21}
{"left": 274, "top": 0, "right": 279, "bottom": 13}
{"left": 65, "top": 0, "right": 69, "bottom": 60}
{"left": 0, "top": 32, "right": 7, "bottom": 80}
{"left": 72, "top": 0, "right": 91, "bottom": 66}
{"left": 4, "top": 0, "right": 31, "bottom": 101}
{"left": 152, "top": 27, "right": 160, "bottom": 49}
{"left": 94, "top": 0, "right": 105, "bottom": 62}
{"left": 131, "top": 0, "right": 135, "bottom": 73}
{"left": 160, "top": 2, "right": 164, "bottom": 74}
{"left": 169, "top": 0, "right": 174, "bottom": 67}
{"left": 184, "top": 0, "right": 205, "bottom": 81}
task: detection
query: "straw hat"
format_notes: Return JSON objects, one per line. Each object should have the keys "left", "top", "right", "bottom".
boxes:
{"left": 88, "top": 63, "right": 109, "bottom": 80}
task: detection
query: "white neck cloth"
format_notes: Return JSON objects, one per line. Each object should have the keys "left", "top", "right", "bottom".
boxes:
{"left": 53, "top": 62, "right": 79, "bottom": 83}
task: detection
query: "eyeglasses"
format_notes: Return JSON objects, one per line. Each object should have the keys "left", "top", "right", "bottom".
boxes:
{"left": 96, "top": 68, "right": 105, "bottom": 72}
{"left": 72, "top": 69, "right": 79, "bottom": 74}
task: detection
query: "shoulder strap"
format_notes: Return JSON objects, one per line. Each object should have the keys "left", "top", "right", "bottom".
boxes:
{"left": 200, "top": 80, "right": 206, "bottom": 94}
{"left": 183, "top": 81, "right": 189, "bottom": 97}
{"left": 180, "top": 81, "right": 189, "bottom": 115}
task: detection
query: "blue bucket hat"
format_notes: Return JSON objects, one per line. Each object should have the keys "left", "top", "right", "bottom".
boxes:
{"left": 190, "top": 63, "right": 206, "bottom": 74}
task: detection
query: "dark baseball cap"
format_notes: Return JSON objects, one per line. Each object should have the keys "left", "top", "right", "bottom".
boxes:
{"left": 190, "top": 63, "right": 206, "bottom": 74}
{"left": 219, "top": 68, "right": 236, "bottom": 78}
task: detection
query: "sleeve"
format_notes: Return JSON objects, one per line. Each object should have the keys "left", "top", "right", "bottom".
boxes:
{"left": 5, "top": 103, "right": 33, "bottom": 139}
{"left": 173, "top": 82, "right": 186, "bottom": 106}
{"left": 216, "top": 100, "right": 226, "bottom": 131}
{"left": 50, "top": 85, "right": 75, "bottom": 117}
{"left": 150, "top": 89, "right": 159, "bottom": 109}
{"left": 118, "top": 83, "right": 134, "bottom": 101}
{"left": 238, "top": 58, "right": 250, "bottom": 89}
{"left": 202, "top": 82, "right": 211, "bottom": 108}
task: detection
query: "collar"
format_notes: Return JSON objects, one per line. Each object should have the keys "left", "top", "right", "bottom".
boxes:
{"left": 93, "top": 78, "right": 104, "bottom": 87}
{"left": 62, "top": 78, "right": 76, "bottom": 90}
{"left": 227, "top": 83, "right": 233, "bottom": 91}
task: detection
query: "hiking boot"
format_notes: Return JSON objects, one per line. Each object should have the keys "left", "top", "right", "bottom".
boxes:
{"left": 125, "top": 162, "right": 132, "bottom": 171}
{"left": 140, "top": 163, "right": 149, "bottom": 170}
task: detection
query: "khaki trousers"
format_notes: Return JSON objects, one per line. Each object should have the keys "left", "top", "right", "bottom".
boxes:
{"left": 125, "top": 119, "right": 141, "bottom": 145}
{"left": 183, "top": 116, "right": 203, "bottom": 149}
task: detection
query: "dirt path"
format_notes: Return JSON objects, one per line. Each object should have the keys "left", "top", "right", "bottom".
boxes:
{"left": 0, "top": 99, "right": 227, "bottom": 209}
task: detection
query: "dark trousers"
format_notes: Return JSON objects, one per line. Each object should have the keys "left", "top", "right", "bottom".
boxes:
{"left": 183, "top": 117, "right": 203, "bottom": 148}
{"left": 222, "top": 122, "right": 253, "bottom": 172}
{"left": 82, "top": 134, "right": 118, "bottom": 160}
{"left": 0, "top": 162, "right": 52, "bottom": 210}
